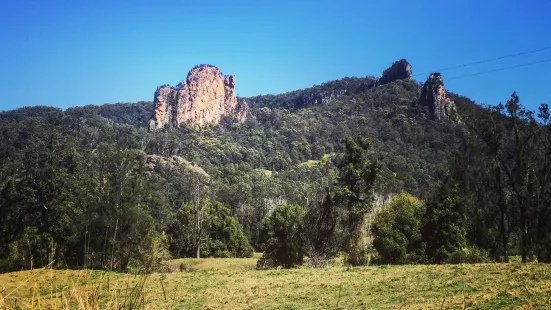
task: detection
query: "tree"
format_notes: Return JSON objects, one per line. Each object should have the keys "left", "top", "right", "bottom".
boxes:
{"left": 422, "top": 179, "right": 468, "bottom": 264}
{"left": 80, "top": 146, "right": 167, "bottom": 271}
{"left": 464, "top": 93, "right": 551, "bottom": 262}
{"left": 372, "top": 192, "right": 426, "bottom": 264}
{"left": 171, "top": 196, "right": 209, "bottom": 259}
{"left": 257, "top": 204, "right": 306, "bottom": 269}
{"left": 169, "top": 197, "right": 252, "bottom": 259}
{"left": 201, "top": 200, "right": 253, "bottom": 258}
{"left": 336, "top": 137, "right": 379, "bottom": 266}
{"left": 444, "top": 132, "right": 511, "bottom": 262}
{"left": 304, "top": 190, "right": 341, "bottom": 267}
{"left": 0, "top": 123, "right": 82, "bottom": 270}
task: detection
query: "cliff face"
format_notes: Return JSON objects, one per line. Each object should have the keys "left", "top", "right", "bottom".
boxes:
{"left": 150, "top": 85, "right": 175, "bottom": 130}
{"left": 419, "top": 73, "right": 457, "bottom": 121}
{"left": 149, "top": 65, "right": 247, "bottom": 132}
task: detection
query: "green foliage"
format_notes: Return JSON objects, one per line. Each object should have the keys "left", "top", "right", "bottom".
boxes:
{"left": 336, "top": 137, "right": 379, "bottom": 266}
{"left": 0, "top": 106, "right": 255, "bottom": 271}
{"left": 257, "top": 204, "right": 306, "bottom": 269}
{"left": 248, "top": 76, "right": 377, "bottom": 110}
{"left": 303, "top": 191, "right": 342, "bottom": 266}
{"left": 142, "top": 78, "right": 461, "bottom": 200}
{"left": 437, "top": 92, "right": 551, "bottom": 263}
{"left": 422, "top": 183, "right": 469, "bottom": 264}
{"left": 0, "top": 114, "right": 167, "bottom": 271}
{"left": 371, "top": 192, "right": 427, "bottom": 264}
{"left": 169, "top": 198, "right": 252, "bottom": 259}
{"left": 4, "top": 69, "right": 549, "bottom": 273}
{"left": 202, "top": 200, "right": 253, "bottom": 258}
{"left": 447, "top": 245, "right": 490, "bottom": 264}
{"left": 66, "top": 101, "right": 154, "bottom": 128}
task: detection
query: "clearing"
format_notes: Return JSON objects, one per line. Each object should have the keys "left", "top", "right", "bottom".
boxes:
{"left": 1, "top": 255, "right": 550, "bottom": 309}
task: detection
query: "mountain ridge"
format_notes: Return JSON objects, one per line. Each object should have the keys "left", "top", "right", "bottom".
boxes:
{"left": 2, "top": 58, "right": 459, "bottom": 127}
{"left": 0, "top": 58, "right": 482, "bottom": 271}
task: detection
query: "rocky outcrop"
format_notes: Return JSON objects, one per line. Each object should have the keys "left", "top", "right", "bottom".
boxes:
{"left": 150, "top": 85, "right": 175, "bottom": 130}
{"left": 146, "top": 154, "right": 210, "bottom": 179}
{"left": 232, "top": 97, "right": 249, "bottom": 122}
{"left": 378, "top": 59, "right": 412, "bottom": 86}
{"left": 148, "top": 65, "right": 248, "bottom": 132}
{"left": 419, "top": 73, "right": 458, "bottom": 121}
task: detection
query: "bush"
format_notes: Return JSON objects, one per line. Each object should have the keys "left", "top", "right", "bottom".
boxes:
{"left": 169, "top": 199, "right": 253, "bottom": 258}
{"left": 304, "top": 192, "right": 342, "bottom": 267}
{"left": 257, "top": 204, "right": 306, "bottom": 269}
{"left": 422, "top": 187, "right": 469, "bottom": 264}
{"left": 207, "top": 202, "right": 253, "bottom": 258}
{"left": 344, "top": 243, "right": 369, "bottom": 266}
{"left": 371, "top": 192, "right": 427, "bottom": 264}
{"left": 447, "top": 246, "right": 490, "bottom": 264}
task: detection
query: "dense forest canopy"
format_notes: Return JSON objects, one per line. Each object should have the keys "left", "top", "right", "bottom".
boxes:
{"left": 1, "top": 70, "right": 550, "bottom": 272}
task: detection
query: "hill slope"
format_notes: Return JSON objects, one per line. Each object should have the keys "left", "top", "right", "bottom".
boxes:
{"left": 143, "top": 77, "right": 462, "bottom": 196}
{"left": 0, "top": 62, "right": 471, "bottom": 269}
{"left": 0, "top": 65, "right": 465, "bottom": 197}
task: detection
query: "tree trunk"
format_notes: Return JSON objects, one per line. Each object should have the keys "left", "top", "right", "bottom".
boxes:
{"left": 520, "top": 216, "right": 528, "bottom": 263}
{"left": 196, "top": 241, "right": 201, "bottom": 259}
{"left": 498, "top": 192, "right": 509, "bottom": 262}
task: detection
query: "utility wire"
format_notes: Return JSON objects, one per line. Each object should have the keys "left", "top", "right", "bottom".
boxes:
{"left": 446, "top": 58, "right": 551, "bottom": 80}
{"left": 414, "top": 46, "right": 551, "bottom": 77}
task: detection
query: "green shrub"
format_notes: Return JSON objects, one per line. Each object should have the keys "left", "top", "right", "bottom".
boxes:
{"left": 422, "top": 187, "right": 469, "bottom": 264}
{"left": 371, "top": 192, "right": 427, "bottom": 264}
{"left": 207, "top": 202, "right": 253, "bottom": 258}
{"left": 257, "top": 204, "right": 306, "bottom": 269}
{"left": 344, "top": 242, "right": 369, "bottom": 266}
{"left": 169, "top": 199, "right": 253, "bottom": 258}
{"left": 447, "top": 246, "right": 490, "bottom": 264}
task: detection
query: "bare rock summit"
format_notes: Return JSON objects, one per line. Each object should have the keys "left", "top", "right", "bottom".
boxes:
{"left": 378, "top": 59, "right": 413, "bottom": 86}
{"left": 149, "top": 65, "right": 248, "bottom": 132}
{"left": 419, "top": 73, "right": 458, "bottom": 121}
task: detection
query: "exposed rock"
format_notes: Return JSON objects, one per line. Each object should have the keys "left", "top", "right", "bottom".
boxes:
{"left": 378, "top": 59, "right": 413, "bottom": 86}
{"left": 419, "top": 73, "right": 458, "bottom": 121}
{"left": 148, "top": 85, "right": 175, "bottom": 131}
{"left": 233, "top": 97, "right": 249, "bottom": 122}
{"left": 146, "top": 154, "right": 210, "bottom": 179}
{"left": 149, "top": 65, "right": 248, "bottom": 132}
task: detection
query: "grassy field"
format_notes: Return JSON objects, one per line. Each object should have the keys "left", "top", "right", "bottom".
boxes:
{"left": 1, "top": 255, "right": 551, "bottom": 309}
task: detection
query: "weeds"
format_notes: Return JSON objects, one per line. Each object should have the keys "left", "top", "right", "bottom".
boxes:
{"left": 0, "top": 269, "right": 150, "bottom": 310}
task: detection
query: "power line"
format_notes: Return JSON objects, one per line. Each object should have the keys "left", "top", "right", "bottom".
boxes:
{"left": 446, "top": 58, "right": 551, "bottom": 80}
{"left": 414, "top": 46, "right": 551, "bottom": 77}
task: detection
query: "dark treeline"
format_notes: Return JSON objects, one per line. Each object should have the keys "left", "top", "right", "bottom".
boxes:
{"left": 372, "top": 93, "right": 551, "bottom": 265}
{"left": 0, "top": 108, "right": 254, "bottom": 272}
{"left": 257, "top": 93, "right": 551, "bottom": 268}
{"left": 1, "top": 76, "right": 548, "bottom": 272}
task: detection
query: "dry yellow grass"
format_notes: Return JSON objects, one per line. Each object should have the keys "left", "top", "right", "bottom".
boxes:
{"left": 1, "top": 256, "right": 551, "bottom": 309}
{"left": 0, "top": 267, "right": 147, "bottom": 310}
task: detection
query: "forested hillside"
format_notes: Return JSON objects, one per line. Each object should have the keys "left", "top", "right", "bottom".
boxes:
{"left": 1, "top": 64, "right": 550, "bottom": 273}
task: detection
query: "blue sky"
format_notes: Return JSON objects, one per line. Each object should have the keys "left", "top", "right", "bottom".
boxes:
{"left": 1, "top": 0, "right": 550, "bottom": 111}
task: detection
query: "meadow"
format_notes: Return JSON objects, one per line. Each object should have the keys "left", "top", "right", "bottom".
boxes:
{"left": 1, "top": 255, "right": 551, "bottom": 309}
